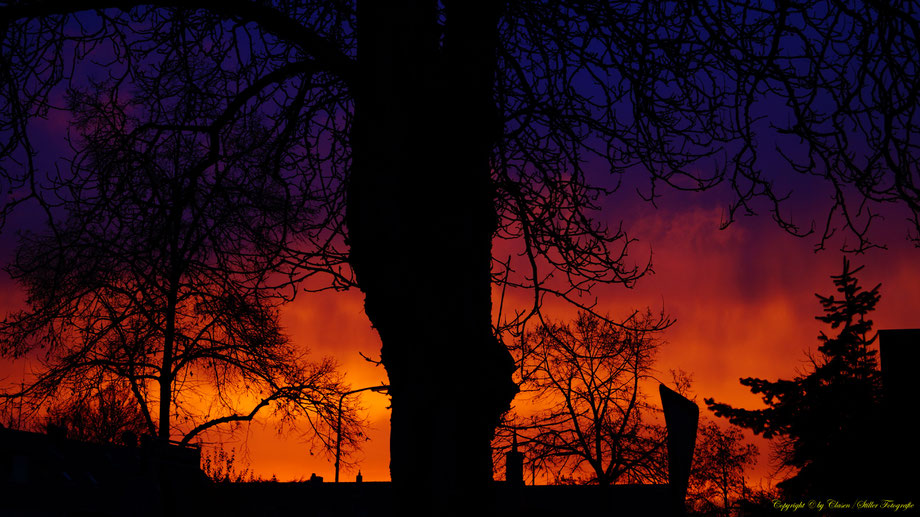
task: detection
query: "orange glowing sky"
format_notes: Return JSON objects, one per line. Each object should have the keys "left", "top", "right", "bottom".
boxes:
{"left": 222, "top": 188, "right": 920, "bottom": 485}
{"left": 2, "top": 20, "right": 917, "bottom": 489}
{"left": 2, "top": 183, "right": 919, "bottom": 487}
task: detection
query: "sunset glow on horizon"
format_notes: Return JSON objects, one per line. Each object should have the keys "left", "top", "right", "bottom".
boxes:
{"left": 2, "top": 166, "right": 918, "bottom": 488}
{"left": 172, "top": 192, "right": 920, "bottom": 486}
{"left": 1, "top": 69, "right": 918, "bottom": 489}
{"left": 3, "top": 6, "right": 920, "bottom": 517}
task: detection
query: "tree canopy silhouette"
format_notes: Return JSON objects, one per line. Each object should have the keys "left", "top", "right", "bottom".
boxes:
{"left": 0, "top": 79, "right": 362, "bottom": 455}
{"left": 497, "top": 320, "right": 759, "bottom": 511}
{"left": 687, "top": 419, "right": 759, "bottom": 516}
{"left": 495, "top": 310, "right": 668, "bottom": 486}
{"left": 2, "top": 2, "right": 920, "bottom": 514}
{"left": 41, "top": 381, "right": 149, "bottom": 445}
{"left": 706, "top": 259, "right": 883, "bottom": 499}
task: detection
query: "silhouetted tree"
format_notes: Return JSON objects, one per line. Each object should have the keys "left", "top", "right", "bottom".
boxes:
{"left": 40, "top": 382, "right": 149, "bottom": 445}
{"left": 202, "top": 444, "right": 253, "bottom": 483}
{"left": 706, "top": 259, "right": 883, "bottom": 499}
{"left": 3, "top": 2, "right": 920, "bottom": 514}
{"left": 496, "top": 310, "right": 669, "bottom": 485}
{"left": 0, "top": 80, "right": 362, "bottom": 454}
{"left": 686, "top": 419, "right": 758, "bottom": 517}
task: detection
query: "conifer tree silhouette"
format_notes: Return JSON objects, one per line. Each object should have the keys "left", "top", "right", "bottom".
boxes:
{"left": 706, "top": 259, "right": 883, "bottom": 499}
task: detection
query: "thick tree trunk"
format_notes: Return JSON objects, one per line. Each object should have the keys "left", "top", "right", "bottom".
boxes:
{"left": 348, "top": 1, "right": 516, "bottom": 514}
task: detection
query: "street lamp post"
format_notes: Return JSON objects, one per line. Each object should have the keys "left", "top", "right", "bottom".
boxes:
{"left": 334, "top": 384, "right": 390, "bottom": 483}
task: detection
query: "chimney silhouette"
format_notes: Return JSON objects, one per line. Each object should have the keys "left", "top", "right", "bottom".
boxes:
{"left": 505, "top": 431, "right": 524, "bottom": 486}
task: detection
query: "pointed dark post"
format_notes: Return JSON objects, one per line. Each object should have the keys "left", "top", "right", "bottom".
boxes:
{"left": 659, "top": 384, "right": 699, "bottom": 516}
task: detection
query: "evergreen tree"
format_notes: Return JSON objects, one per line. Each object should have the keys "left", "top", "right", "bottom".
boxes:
{"left": 705, "top": 259, "right": 883, "bottom": 499}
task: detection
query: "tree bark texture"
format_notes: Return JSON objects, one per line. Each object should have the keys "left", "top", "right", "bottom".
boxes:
{"left": 348, "top": 1, "right": 517, "bottom": 514}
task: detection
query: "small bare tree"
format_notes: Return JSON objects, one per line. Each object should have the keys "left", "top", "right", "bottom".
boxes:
{"left": 40, "top": 381, "right": 149, "bottom": 445}
{"left": 0, "top": 77, "right": 362, "bottom": 455}
{"left": 202, "top": 445, "right": 253, "bottom": 483}
{"left": 687, "top": 420, "right": 759, "bottom": 517}
{"left": 497, "top": 310, "right": 668, "bottom": 485}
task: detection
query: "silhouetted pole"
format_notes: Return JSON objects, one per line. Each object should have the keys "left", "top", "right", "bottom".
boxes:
{"left": 335, "top": 385, "right": 390, "bottom": 483}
